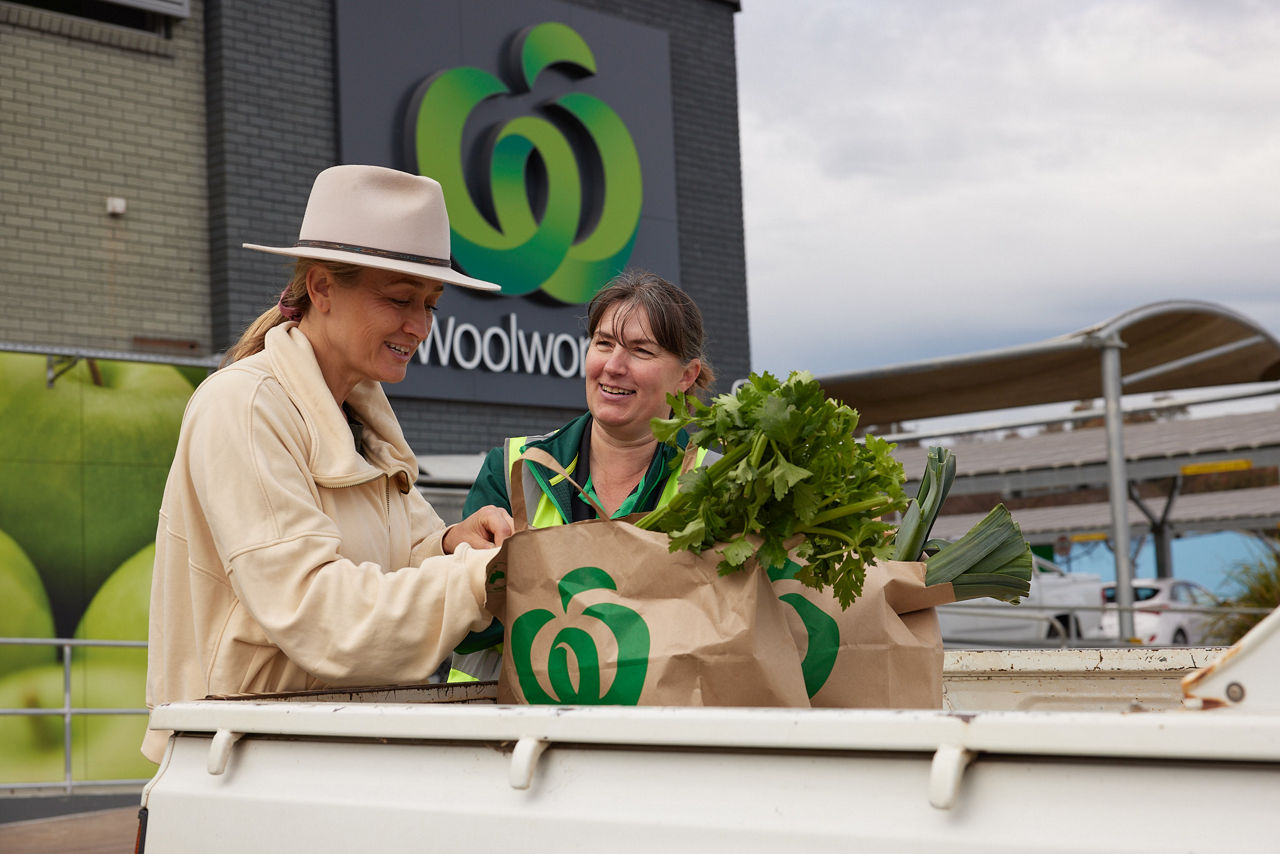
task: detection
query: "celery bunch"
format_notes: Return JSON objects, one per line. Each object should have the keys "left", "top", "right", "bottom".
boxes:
{"left": 636, "top": 371, "right": 909, "bottom": 609}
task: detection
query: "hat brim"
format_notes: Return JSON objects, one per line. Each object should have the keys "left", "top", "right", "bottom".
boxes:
{"left": 242, "top": 243, "right": 501, "bottom": 292}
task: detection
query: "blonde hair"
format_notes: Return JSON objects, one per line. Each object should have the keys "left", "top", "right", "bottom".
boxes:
{"left": 220, "top": 259, "right": 365, "bottom": 367}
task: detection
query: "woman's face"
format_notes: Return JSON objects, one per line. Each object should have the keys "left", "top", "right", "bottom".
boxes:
{"left": 304, "top": 265, "right": 443, "bottom": 403}
{"left": 585, "top": 302, "right": 700, "bottom": 442}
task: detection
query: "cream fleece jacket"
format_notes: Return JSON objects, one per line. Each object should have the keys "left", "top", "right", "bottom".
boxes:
{"left": 143, "top": 324, "right": 494, "bottom": 761}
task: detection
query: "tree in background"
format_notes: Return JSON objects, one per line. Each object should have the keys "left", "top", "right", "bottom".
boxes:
{"left": 1207, "top": 539, "right": 1280, "bottom": 645}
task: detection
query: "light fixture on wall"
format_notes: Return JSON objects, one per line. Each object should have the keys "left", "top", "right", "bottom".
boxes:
{"left": 106, "top": 196, "right": 127, "bottom": 216}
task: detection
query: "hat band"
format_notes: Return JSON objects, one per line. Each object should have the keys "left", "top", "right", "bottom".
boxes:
{"left": 294, "top": 240, "right": 450, "bottom": 268}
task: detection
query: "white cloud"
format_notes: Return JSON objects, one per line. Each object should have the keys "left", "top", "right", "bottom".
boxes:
{"left": 737, "top": 0, "right": 1280, "bottom": 378}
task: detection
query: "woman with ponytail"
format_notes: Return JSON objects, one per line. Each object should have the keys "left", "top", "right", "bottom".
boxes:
{"left": 143, "top": 165, "right": 512, "bottom": 762}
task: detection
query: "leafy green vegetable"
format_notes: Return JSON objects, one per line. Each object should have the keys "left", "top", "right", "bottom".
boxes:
{"left": 635, "top": 371, "right": 908, "bottom": 609}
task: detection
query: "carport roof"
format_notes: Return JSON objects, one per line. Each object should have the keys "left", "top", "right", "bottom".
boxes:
{"left": 894, "top": 408, "right": 1280, "bottom": 496}
{"left": 819, "top": 301, "right": 1280, "bottom": 428}
{"left": 930, "top": 485, "right": 1280, "bottom": 545}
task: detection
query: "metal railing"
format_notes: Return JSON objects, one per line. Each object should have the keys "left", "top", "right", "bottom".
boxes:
{"left": 5, "top": 606, "right": 1274, "bottom": 789}
{"left": 0, "top": 637, "right": 151, "bottom": 794}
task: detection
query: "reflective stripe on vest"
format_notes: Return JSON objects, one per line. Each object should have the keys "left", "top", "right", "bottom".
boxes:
{"left": 505, "top": 435, "right": 708, "bottom": 528}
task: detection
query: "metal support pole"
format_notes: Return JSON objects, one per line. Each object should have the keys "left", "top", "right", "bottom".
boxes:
{"left": 1102, "top": 342, "right": 1136, "bottom": 639}
{"left": 1128, "top": 478, "right": 1178, "bottom": 579}
{"left": 1154, "top": 477, "right": 1180, "bottom": 579}
{"left": 62, "top": 642, "right": 73, "bottom": 794}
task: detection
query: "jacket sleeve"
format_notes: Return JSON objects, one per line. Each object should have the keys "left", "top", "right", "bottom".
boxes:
{"left": 455, "top": 444, "right": 511, "bottom": 653}
{"left": 183, "top": 373, "right": 494, "bottom": 685}
{"left": 463, "top": 445, "right": 511, "bottom": 517}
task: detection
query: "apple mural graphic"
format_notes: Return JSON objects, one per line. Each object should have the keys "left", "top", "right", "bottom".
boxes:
{"left": 0, "top": 660, "right": 154, "bottom": 783}
{"left": 0, "top": 351, "right": 198, "bottom": 783}
{"left": 0, "top": 352, "right": 194, "bottom": 636}
{"left": 0, "top": 543, "right": 157, "bottom": 783}
{"left": 0, "top": 527, "right": 55, "bottom": 676}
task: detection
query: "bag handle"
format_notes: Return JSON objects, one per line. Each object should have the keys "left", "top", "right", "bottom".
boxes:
{"left": 509, "top": 446, "right": 609, "bottom": 530}
{"left": 679, "top": 441, "right": 700, "bottom": 475}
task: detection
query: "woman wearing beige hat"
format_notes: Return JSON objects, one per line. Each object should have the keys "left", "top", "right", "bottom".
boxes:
{"left": 143, "top": 165, "right": 511, "bottom": 762}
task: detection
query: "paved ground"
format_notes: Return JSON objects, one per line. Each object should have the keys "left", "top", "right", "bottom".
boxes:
{"left": 0, "top": 807, "right": 140, "bottom": 854}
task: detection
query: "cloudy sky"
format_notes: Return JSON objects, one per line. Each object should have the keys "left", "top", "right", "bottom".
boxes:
{"left": 734, "top": 1, "right": 1280, "bottom": 400}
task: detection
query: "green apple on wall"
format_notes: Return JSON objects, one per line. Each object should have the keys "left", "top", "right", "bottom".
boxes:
{"left": 0, "top": 660, "right": 153, "bottom": 783}
{"left": 0, "top": 352, "right": 194, "bottom": 636}
{"left": 0, "top": 526, "right": 55, "bottom": 677}
{"left": 0, "top": 543, "right": 156, "bottom": 784}
{"left": 74, "top": 542, "right": 153, "bottom": 669}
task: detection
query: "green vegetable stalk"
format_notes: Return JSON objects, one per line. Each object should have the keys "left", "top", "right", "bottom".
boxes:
{"left": 892, "top": 446, "right": 956, "bottom": 562}
{"left": 635, "top": 371, "right": 908, "bottom": 609}
{"left": 892, "top": 445, "right": 1032, "bottom": 604}
{"left": 923, "top": 505, "right": 1033, "bottom": 603}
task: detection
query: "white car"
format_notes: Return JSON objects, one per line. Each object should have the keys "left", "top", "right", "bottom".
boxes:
{"left": 1099, "top": 578, "right": 1219, "bottom": 645}
{"left": 937, "top": 556, "right": 1104, "bottom": 646}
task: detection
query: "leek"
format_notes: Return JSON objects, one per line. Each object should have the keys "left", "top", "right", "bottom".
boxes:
{"left": 924, "top": 504, "right": 1032, "bottom": 604}
{"left": 893, "top": 448, "right": 1032, "bottom": 604}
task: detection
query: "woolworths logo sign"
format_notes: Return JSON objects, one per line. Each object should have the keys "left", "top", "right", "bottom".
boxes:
{"left": 335, "top": 0, "right": 676, "bottom": 405}
{"left": 417, "top": 313, "right": 589, "bottom": 379}
{"left": 410, "top": 21, "right": 642, "bottom": 305}
{"left": 511, "top": 566, "right": 650, "bottom": 704}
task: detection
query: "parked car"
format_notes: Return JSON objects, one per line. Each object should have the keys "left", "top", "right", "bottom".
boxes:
{"left": 1099, "top": 579, "right": 1219, "bottom": 645}
{"left": 937, "top": 556, "right": 1104, "bottom": 646}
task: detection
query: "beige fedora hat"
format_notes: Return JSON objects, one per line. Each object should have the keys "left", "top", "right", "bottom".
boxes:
{"left": 243, "top": 164, "right": 500, "bottom": 292}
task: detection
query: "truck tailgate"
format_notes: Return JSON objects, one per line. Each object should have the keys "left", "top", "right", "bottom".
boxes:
{"left": 141, "top": 703, "right": 1280, "bottom": 853}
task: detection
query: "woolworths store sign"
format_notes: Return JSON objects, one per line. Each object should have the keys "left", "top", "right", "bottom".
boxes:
{"left": 335, "top": 0, "right": 680, "bottom": 407}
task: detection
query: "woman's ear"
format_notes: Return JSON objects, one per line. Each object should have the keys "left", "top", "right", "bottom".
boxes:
{"left": 305, "top": 266, "right": 333, "bottom": 314}
{"left": 678, "top": 358, "right": 702, "bottom": 393}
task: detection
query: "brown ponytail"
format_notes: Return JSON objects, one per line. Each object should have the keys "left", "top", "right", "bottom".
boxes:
{"left": 220, "top": 259, "right": 364, "bottom": 367}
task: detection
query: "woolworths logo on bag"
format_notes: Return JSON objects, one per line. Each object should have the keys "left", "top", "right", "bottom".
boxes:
{"left": 770, "top": 561, "right": 839, "bottom": 698}
{"left": 511, "top": 566, "right": 650, "bottom": 704}
{"left": 410, "top": 21, "right": 642, "bottom": 304}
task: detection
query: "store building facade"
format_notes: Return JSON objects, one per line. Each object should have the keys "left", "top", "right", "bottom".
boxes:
{"left": 2, "top": 0, "right": 749, "bottom": 454}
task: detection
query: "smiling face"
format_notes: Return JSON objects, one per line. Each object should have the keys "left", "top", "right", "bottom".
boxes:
{"left": 301, "top": 265, "right": 444, "bottom": 405}
{"left": 585, "top": 302, "right": 701, "bottom": 443}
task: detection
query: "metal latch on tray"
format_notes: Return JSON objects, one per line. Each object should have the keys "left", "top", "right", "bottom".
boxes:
{"left": 929, "top": 744, "right": 976, "bottom": 810}
{"left": 207, "top": 729, "right": 244, "bottom": 775}
{"left": 509, "top": 737, "right": 550, "bottom": 790}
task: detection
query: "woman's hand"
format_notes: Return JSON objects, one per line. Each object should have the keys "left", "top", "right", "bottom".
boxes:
{"left": 443, "top": 505, "right": 514, "bottom": 553}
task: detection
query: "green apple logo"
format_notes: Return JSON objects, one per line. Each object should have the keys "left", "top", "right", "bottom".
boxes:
{"left": 770, "top": 561, "right": 840, "bottom": 698}
{"left": 510, "top": 566, "right": 649, "bottom": 704}
{"left": 410, "top": 21, "right": 643, "bottom": 303}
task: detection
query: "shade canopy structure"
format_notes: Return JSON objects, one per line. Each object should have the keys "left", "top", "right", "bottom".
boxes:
{"left": 820, "top": 301, "right": 1280, "bottom": 638}
{"left": 819, "top": 301, "right": 1280, "bottom": 429}
{"left": 894, "top": 409, "right": 1280, "bottom": 498}
{"left": 929, "top": 486, "right": 1280, "bottom": 545}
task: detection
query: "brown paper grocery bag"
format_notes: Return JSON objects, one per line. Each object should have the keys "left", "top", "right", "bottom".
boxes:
{"left": 487, "top": 449, "right": 809, "bottom": 708}
{"left": 770, "top": 560, "right": 955, "bottom": 709}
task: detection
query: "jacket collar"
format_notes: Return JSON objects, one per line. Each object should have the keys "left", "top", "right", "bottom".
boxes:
{"left": 524, "top": 412, "right": 683, "bottom": 522}
{"left": 263, "top": 324, "right": 418, "bottom": 490}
